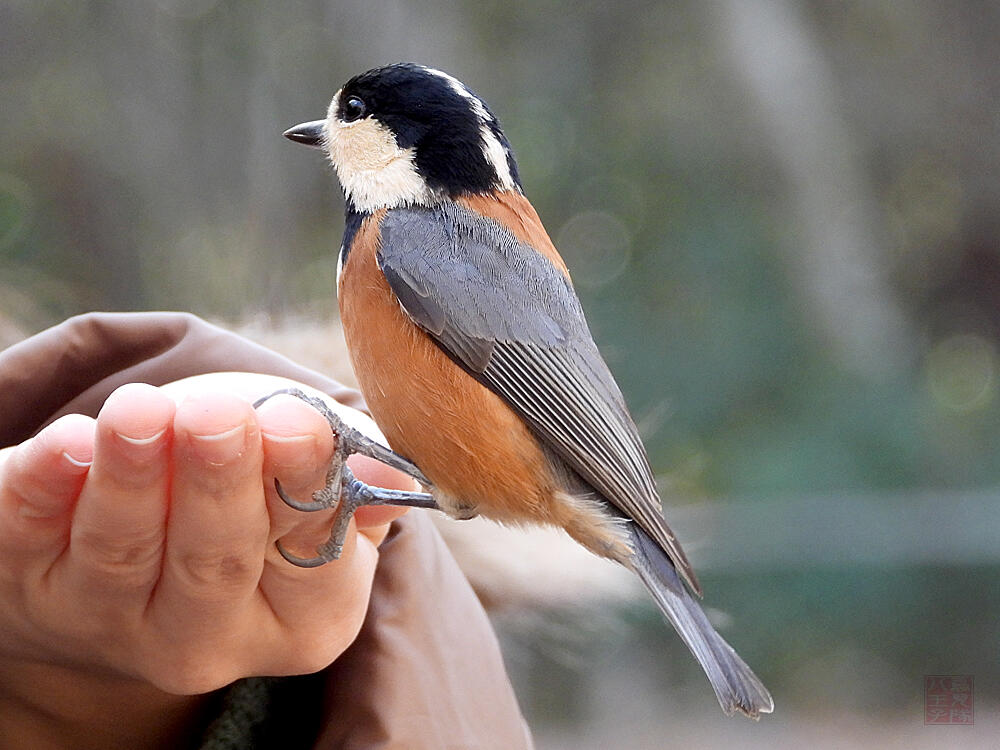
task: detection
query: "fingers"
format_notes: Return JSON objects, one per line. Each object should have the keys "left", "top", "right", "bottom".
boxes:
{"left": 4, "top": 384, "right": 179, "bottom": 668}
{"left": 255, "top": 396, "right": 377, "bottom": 637}
{"left": 0, "top": 374, "right": 410, "bottom": 696}
{"left": 67, "top": 384, "right": 175, "bottom": 591}
{"left": 253, "top": 396, "right": 406, "bottom": 673}
{"left": 256, "top": 394, "right": 338, "bottom": 552}
{"left": 0, "top": 414, "right": 94, "bottom": 566}
{"left": 257, "top": 394, "right": 416, "bottom": 556}
{"left": 150, "top": 393, "right": 269, "bottom": 625}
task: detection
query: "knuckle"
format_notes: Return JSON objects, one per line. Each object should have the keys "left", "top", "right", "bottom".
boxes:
{"left": 74, "top": 528, "right": 164, "bottom": 577}
{"left": 170, "top": 549, "right": 260, "bottom": 594}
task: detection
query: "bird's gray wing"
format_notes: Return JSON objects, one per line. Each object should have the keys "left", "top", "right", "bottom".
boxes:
{"left": 377, "top": 201, "right": 700, "bottom": 594}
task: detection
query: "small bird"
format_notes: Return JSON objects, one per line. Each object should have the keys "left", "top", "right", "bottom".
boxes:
{"left": 279, "top": 62, "right": 773, "bottom": 719}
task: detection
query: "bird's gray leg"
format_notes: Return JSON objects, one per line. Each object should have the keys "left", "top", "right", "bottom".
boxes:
{"left": 275, "top": 463, "right": 439, "bottom": 567}
{"left": 254, "top": 388, "right": 439, "bottom": 567}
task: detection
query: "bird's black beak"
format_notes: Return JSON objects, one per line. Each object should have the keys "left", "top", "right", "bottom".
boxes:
{"left": 283, "top": 120, "right": 326, "bottom": 149}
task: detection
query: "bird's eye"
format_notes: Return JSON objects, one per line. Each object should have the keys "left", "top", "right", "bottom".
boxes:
{"left": 342, "top": 96, "right": 367, "bottom": 122}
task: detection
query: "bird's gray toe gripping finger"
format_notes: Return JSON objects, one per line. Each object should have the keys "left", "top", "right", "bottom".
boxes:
{"left": 253, "top": 388, "right": 430, "bottom": 483}
{"left": 274, "top": 463, "right": 438, "bottom": 567}
{"left": 254, "top": 388, "right": 438, "bottom": 567}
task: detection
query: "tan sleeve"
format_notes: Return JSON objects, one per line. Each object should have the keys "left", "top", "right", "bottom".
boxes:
{"left": 0, "top": 311, "right": 364, "bottom": 446}
{"left": 318, "top": 508, "right": 533, "bottom": 750}
{"left": 0, "top": 311, "right": 532, "bottom": 748}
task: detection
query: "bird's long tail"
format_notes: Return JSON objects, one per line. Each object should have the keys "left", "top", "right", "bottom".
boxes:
{"left": 630, "top": 524, "right": 774, "bottom": 719}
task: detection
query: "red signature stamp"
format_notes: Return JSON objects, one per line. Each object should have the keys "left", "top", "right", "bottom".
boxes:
{"left": 924, "top": 675, "right": 973, "bottom": 725}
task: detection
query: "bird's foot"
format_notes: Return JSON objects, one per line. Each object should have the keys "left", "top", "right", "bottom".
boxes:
{"left": 274, "top": 462, "right": 438, "bottom": 567}
{"left": 254, "top": 388, "right": 438, "bottom": 567}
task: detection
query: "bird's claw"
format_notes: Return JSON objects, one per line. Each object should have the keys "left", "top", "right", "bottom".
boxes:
{"left": 273, "top": 478, "right": 332, "bottom": 512}
{"left": 275, "top": 539, "right": 338, "bottom": 568}
{"left": 272, "top": 453, "right": 344, "bottom": 512}
{"left": 255, "top": 387, "right": 439, "bottom": 568}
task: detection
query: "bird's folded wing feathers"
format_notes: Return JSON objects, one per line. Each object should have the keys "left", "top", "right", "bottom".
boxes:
{"left": 377, "top": 201, "right": 700, "bottom": 595}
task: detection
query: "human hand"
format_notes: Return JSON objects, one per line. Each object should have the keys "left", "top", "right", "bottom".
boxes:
{"left": 0, "top": 373, "right": 413, "bottom": 748}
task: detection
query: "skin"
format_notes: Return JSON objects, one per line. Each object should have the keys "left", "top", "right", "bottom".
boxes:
{"left": 0, "top": 372, "right": 413, "bottom": 750}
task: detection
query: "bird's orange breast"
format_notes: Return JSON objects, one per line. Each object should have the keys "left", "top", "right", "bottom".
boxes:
{"left": 337, "top": 205, "right": 562, "bottom": 524}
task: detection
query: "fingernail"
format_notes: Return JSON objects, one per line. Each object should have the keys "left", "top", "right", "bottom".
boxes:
{"left": 113, "top": 427, "right": 167, "bottom": 459}
{"left": 117, "top": 430, "right": 164, "bottom": 447}
{"left": 62, "top": 451, "right": 93, "bottom": 470}
{"left": 261, "top": 430, "right": 315, "bottom": 443}
{"left": 262, "top": 431, "right": 316, "bottom": 448}
{"left": 190, "top": 423, "right": 248, "bottom": 465}
{"left": 262, "top": 431, "right": 317, "bottom": 470}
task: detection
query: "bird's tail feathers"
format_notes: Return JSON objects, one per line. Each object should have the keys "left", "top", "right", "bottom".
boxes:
{"left": 630, "top": 525, "right": 774, "bottom": 719}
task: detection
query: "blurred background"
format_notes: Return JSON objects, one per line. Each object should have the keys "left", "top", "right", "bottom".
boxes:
{"left": 2, "top": 0, "right": 998, "bottom": 746}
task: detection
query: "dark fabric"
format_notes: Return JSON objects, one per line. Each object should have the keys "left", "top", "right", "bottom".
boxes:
{"left": 0, "top": 312, "right": 532, "bottom": 749}
{"left": 197, "top": 675, "right": 325, "bottom": 749}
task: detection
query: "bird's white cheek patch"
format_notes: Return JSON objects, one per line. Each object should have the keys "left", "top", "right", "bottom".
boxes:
{"left": 325, "top": 117, "right": 435, "bottom": 213}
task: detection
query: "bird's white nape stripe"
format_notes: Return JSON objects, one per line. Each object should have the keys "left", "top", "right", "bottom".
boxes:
{"left": 424, "top": 67, "right": 494, "bottom": 121}
{"left": 424, "top": 67, "right": 517, "bottom": 192}
{"left": 478, "top": 124, "right": 516, "bottom": 191}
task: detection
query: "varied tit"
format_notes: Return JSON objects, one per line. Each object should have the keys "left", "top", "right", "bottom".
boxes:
{"left": 276, "top": 62, "right": 773, "bottom": 719}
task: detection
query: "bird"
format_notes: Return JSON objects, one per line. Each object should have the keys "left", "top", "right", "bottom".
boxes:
{"left": 277, "top": 62, "right": 774, "bottom": 719}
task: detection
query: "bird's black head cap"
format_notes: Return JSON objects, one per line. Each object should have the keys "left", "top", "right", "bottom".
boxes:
{"left": 336, "top": 63, "right": 521, "bottom": 199}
